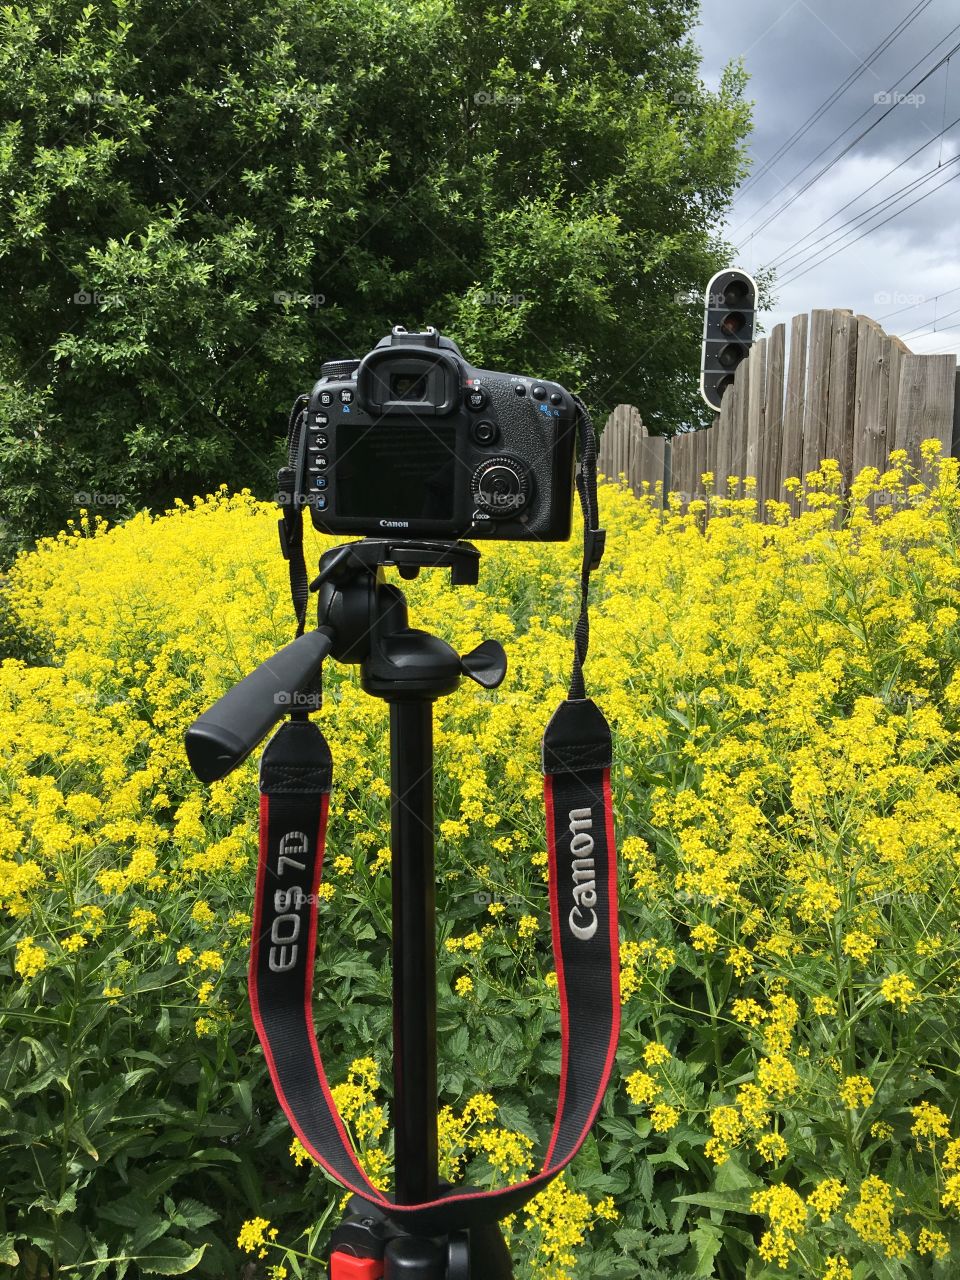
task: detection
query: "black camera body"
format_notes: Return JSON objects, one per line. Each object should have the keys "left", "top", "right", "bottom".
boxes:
{"left": 297, "top": 326, "right": 578, "bottom": 541}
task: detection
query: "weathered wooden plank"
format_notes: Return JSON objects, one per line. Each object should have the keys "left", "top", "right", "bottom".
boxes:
{"left": 638, "top": 430, "right": 667, "bottom": 499}
{"left": 825, "top": 310, "right": 858, "bottom": 489}
{"left": 781, "top": 313, "right": 808, "bottom": 513}
{"left": 886, "top": 335, "right": 911, "bottom": 454}
{"left": 763, "top": 323, "right": 786, "bottom": 510}
{"left": 719, "top": 353, "right": 749, "bottom": 499}
{"left": 715, "top": 371, "right": 733, "bottom": 498}
{"left": 802, "top": 309, "right": 835, "bottom": 484}
{"left": 852, "top": 319, "right": 888, "bottom": 480}
{"left": 894, "top": 354, "right": 958, "bottom": 473}
{"left": 744, "top": 338, "right": 767, "bottom": 499}
{"left": 692, "top": 428, "right": 707, "bottom": 500}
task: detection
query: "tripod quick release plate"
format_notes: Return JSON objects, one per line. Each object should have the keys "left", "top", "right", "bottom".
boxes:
{"left": 311, "top": 539, "right": 481, "bottom": 590}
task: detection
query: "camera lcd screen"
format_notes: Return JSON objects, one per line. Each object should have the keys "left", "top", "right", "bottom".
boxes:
{"left": 335, "top": 425, "right": 456, "bottom": 520}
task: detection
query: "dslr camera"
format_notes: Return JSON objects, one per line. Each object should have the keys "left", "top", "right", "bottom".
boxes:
{"left": 295, "top": 325, "right": 578, "bottom": 541}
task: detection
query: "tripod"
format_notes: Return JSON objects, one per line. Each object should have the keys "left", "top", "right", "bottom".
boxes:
{"left": 186, "top": 538, "right": 517, "bottom": 1279}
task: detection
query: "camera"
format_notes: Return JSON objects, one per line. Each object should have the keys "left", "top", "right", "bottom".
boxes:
{"left": 295, "top": 325, "right": 578, "bottom": 541}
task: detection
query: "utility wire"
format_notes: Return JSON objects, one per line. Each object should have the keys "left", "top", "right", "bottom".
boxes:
{"left": 877, "top": 282, "right": 960, "bottom": 322}
{"left": 738, "top": 0, "right": 934, "bottom": 198}
{"left": 733, "top": 26, "right": 960, "bottom": 240}
{"left": 777, "top": 166, "right": 960, "bottom": 287}
{"left": 901, "top": 301, "right": 960, "bottom": 338}
{"left": 766, "top": 152, "right": 960, "bottom": 279}
{"left": 764, "top": 111, "right": 960, "bottom": 271}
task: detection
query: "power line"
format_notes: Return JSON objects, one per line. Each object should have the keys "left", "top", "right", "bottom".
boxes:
{"left": 764, "top": 111, "right": 960, "bottom": 271}
{"left": 732, "top": 25, "right": 960, "bottom": 241}
{"left": 765, "top": 152, "right": 960, "bottom": 281}
{"left": 777, "top": 165, "right": 960, "bottom": 287}
{"left": 901, "top": 302, "right": 960, "bottom": 338}
{"left": 738, "top": 0, "right": 934, "bottom": 198}
{"left": 877, "top": 282, "right": 960, "bottom": 321}
{"left": 768, "top": 154, "right": 959, "bottom": 283}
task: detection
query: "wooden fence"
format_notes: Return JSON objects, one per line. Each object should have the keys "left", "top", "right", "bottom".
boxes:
{"left": 599, "top": 309, "right": 960, "bottom": 509}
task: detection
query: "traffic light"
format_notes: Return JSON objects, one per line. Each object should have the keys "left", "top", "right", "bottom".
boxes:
{"left": 700, "top": 268, "right": 757, "bottom": 412}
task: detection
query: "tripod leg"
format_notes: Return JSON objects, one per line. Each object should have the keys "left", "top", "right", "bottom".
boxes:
{"left": 465, "top": 1222, "right": 514, "bottom": 1279}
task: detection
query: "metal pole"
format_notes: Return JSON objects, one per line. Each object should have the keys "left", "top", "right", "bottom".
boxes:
{"left": 390, "top": 699, "right": 439, "bottom": 1205}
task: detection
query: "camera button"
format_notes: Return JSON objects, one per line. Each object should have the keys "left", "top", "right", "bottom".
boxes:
{"left": 310, "top": 433, "right": 329, "bottom": 449}
{"left": 466, "top": 386, "right": 487, "bottom": 410}
{"left": 339, "top": 388, "right": 354, "bottom": 403}
{"left": 471, "top": 420, "right": 498, "bottom": 445}
{"left": 312, "top": 475, "right": 328, "bottom": 490}
{"left": 532, "top": 384, "right": 547, "bottom": 399}
{"left": 513, "top": 383, "right": 526, "bottom": 396}
{"left": 313, "top": 455, "right": 329, "bottom": 470}
{"left": 550, "top": 392, "right": 563, "bottom": 405}
{"left": 319, "top": 391, "right": 333, "bottom": 406}
{"left": 313, "top": 411, "right": 329, "bottom": 426}
{"left": 314, "top": 495, "right": 328, "bottom": 510}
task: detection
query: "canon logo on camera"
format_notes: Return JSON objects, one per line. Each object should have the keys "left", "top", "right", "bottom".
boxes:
{"left": 379, "top": 519, "right": 411, "bottom": 528}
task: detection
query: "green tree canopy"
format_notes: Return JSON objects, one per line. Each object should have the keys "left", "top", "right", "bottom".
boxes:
{"left": 0, "top": 0, "right": 750, "bottom": 555}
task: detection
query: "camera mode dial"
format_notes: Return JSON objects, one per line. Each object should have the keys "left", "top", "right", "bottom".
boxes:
{"left": 471, "top": 456, "right": 531, "bottom": 518}
{"left": 321, "top": 359, "right": 361, "bottom": 380}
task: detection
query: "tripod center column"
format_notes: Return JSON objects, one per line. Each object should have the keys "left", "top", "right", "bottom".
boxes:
{"left": 390, "top": 699, "right": 439, "bottom": 1205}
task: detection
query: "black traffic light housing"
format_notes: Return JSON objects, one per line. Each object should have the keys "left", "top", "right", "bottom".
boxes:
{"left": 700, "top": 269, "right": 757, "bottom": 412}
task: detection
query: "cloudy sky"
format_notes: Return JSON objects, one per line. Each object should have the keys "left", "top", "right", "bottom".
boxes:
{"left": 696, "top": 0, "right": 960, "bottom": 359}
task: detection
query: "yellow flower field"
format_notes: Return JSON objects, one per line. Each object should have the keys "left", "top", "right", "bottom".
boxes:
{"left": 2, "top": 446, "right": 960, "bottom": 1278}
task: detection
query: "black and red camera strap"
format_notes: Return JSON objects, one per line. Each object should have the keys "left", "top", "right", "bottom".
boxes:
{"left": 252, "top": 399, "right": 619, "bottom": 1233}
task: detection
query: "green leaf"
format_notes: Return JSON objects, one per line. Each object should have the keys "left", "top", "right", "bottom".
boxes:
{"left": 690, "top": 1222, "right": 724, "bottom": 1276}
{"left": 138, "top": 1242, "right": 208, "bottom": 1275}
{"left": 674, "top": 1191, "right": 749, "bottom": 1213}
{"left": 170, "top": 1199, "right": 219, "bottom": 1231}
{"left": 99, "top": 1196, "right": 152, "bottom": 1229}
{"left": 0, "top": 1235, "right": 20, "bottom": 1267}
{"left": 714, "top": 1155, "right": 763, "bottom": 1193}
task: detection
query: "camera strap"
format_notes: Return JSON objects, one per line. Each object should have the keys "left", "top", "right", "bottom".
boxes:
{"left": 255, "top": 399, "right": 618, "bottom": 1234}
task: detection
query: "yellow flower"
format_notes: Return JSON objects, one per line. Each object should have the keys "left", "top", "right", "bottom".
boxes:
{"left": 128, "top": 907, "right": 158, "bottom": 935}
{"left": 821, "top": 1258, "right": 852, "bottom": 1280}
{"left": 911, "top": 1100, "right": 950, "bottom": 1148}
{"left": 845, "top": 1176, "right": 907, "bottom": 1258}
{"left": 197, "top": 949, "right": 224, "bottom": 972}
{"left": 625, "top": 1071, "right": 659, "bottom": 1106}
{"left": 880, "top": 972, "right": 920, "bottom": 1012}
{"left": 191, "top": 901, "right": 215, "bottom": 926}
{"left": 642, "top": 1043, "right": 671, "bottom": 1067}
{"left": 15, "top": 937, "right": 47, "bottom": 980}
{"left": 839, "top": 1075, "right": 874, "bottom": 1109}
{"left": 755, "top": 1132, "right": 788, "bottom": 1162}
{"left": 649, "top": 1104, "right": 679, "bottom": 1133}
{"left": 842, "top": 930, "right": 877, "bottom": 965}
{"left": 455, "top": 975, "right": 474, "bottom": 997}
{"left": 751, "top": 1184, "right": 805, "bottom": 1268}
{"left": 690, "top": 923, "right": 719, "bottom": 952}
{"left": 917, "top": 1227, "right": 949, "bottom": 1260}
{"left": 237, "top": 1218, "right": 272, "bottom": 1253}
{"left": 807, "top": 1177, "right": 845, "bottom": 1221}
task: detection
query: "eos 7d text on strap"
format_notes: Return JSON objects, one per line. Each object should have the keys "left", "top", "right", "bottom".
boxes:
{"left": 184, "top": 327, "right": 619, "bottom": 1280}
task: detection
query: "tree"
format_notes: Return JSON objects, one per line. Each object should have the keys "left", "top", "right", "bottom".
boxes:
{"left": 0, "top": 0, "right": 750, "bottom": 555}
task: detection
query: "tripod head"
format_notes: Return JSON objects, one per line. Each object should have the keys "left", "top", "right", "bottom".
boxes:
{"left": 184, "top": 539, "right": 507, "bottom": 784}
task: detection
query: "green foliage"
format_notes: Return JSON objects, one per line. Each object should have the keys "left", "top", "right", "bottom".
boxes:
{"left": 0, "top": 0, "right": 750, "bottom": 556}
